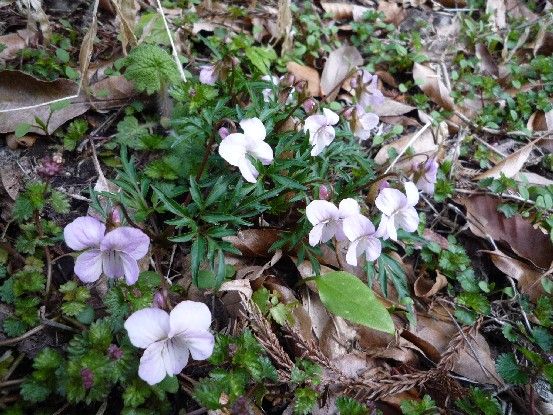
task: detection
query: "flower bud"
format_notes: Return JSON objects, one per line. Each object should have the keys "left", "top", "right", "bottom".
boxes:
{"left": 218, "top": 127, "right": 230, "bottom": 139}
{"left": 110, "top": 208, "right": 121, "bottom": 225}
{"left": 37, "top": 155, "right": 63, "bottom": 178}
{"left": 81, "top": 368, "right": 94, "bottom": 390}
{"left": 295, "top": 80, "right": 307, "bottom": 95}
{"left": 342, "top": 106, "right": 354, "bottom": 120}
{"left": 281, "top": 73, "right": 295, "bottom": 87}
{"left": 107, "top": 344, "right": 123, "bottom": 360}
{"left": 153, "top": 290, "right": 166, "bottom": 308}
{"left": 350, "top": 77, "right": 358, "bottom": 89}
{"left": 319, "top": 184, "right": 331, "bottom": 200}
{"left": 302, "top": 98, "right": 317, "bottom": 114}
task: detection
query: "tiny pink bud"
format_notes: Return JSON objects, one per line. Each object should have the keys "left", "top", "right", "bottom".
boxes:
{"left": 282, "top": 74, "right": 295, "bottom": 87}
{"left": 343, "top": 106, "right": 354, "bottom": 120}
{"left": 295, "top": 80, "right": 307, "bottom": 94}
{"left": 302, "top": 98, "right": 317, "bottom": 114}
{"left": 81, "top": 368, "right": 94, "bottom": 390}
{"left": 110, "top": 208, "right": 121, "bottom": 225}
{"left": 319, "top": 185, "right": 331, "bottom": 200}
{"left": 107, "top": 344, "right": 123, "bottom": 360}
{"left": 153, "top": 291, "right": 165, "bottom": 308}
{"left": 218, "top": 127, "right": 230, "bottom": 139}
{"left": 378, "top": 180, "right": 390, "bottom": 191}
{"left": 350, "top": 77, "right": 358, "bottom": 89}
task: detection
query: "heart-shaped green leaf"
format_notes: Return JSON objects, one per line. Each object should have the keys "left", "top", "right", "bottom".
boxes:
{"left": 314, "top": 271, "right": 395, "bottom": 334}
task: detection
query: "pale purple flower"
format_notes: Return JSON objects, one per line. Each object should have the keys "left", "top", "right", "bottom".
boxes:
{"left": 319, "top": 184, "right": 331, "bottom": 200}
{"left": 351, "top": 105, "right": 379, "bottom": 142}
{"left": 357, "top": 70, "right": 384, "bottom": 110}
{"left": 124, "top": 301, "right": 215, "bottom": 385}
{"left": 218, "top": 118, "right": 273, "bottom": 183}
{"left": 305, "top": 198, "right": 360, "bottom": 246}
{"left": 199, "top": 65, "right": 217, "bottom": 85}
{"left": 262, "top": 75, "right": 279, "bottom": 102}
{"left": 304, "top": 108, "right": 339, "bottom": 156}
{"left": 414, "top": 157, "right": 439, "bottom": 195}
{"left": 375, "top": 182, "right": 420, "bottom": 242}
{"left": 218, "top": 127, "right": 230, "bottom": 139}
{"left": 64, "top": 216, "right": 150, "bottom": 285}
{"left": 343, "top": 214, "right": 382, "bottom": 266}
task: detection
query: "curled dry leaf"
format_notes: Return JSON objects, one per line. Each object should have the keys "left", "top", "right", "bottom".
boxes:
{"left": 433, "top": 0, "right": 467, "bottom": 7}
{"left": 0, "top": 162, "right": 22, "bottom": 200}
{"left": 413, "top": 62, "right": 454, "bottom": 112}
{"left": 286, "top": 62, "right": 320, "bottom": 97}
{"left": 320, "top": 2, "right": 372, "bottom": 21}
{"left": 320, "top": 45, "right": 362, "bottom": 101}
{"left": 475, "top": 43, "right": 499, "bottom": 77}
{"left": 486, "top": 249, "right": 545, "bottom": 302}
{"left": 514, "top": 172, "right": 553, "bottom": 186}
{"left": 110, "top": 0, "right": 139, "bottom": 53}
{"left": 528, "top": 109, "right": 553, "bottom": 132}
{"left": 486, "top": 0, "right": 506, "bottom": 30}
{"left": 459, "top": 194, "right": 553, "bottom": 269}
{"left": 374, "top": 126, "right": 440, "bottom": 166}
{"left": 224, "top": 229, "right": 281, "bottom": 257}
{"left": 414, "top": 272, "right": 448, "bottom": 298}
{"left": 79, "top": 0, "right": 100, "bottom": 88}
{"left": 475, "top": 141, "right": 534, "bottom": 180}
{"left": 0, "top": 30, "right": 37, "bottom": 61}
{"left": 372, "top": 96, "right": 415, "bottom": 117}
{"left": 6, "top": 134, "right": 36, "bottom": 150}
{"left": 377, "top": 1, "right": 406, "bottom": 26}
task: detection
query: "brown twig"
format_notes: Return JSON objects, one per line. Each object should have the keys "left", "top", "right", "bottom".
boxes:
{"left": 0, "top": 325, "right": 45, "bottom": 347}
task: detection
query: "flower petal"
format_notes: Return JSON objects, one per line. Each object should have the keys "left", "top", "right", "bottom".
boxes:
{"left": 319, "top": 221, "right": 338, "bottom": 244}
{"left": 138, "top": 341, "right": 168, "bottom": 385}
{"left": 386, "top": 216, "right": 398, "bottom": 241}
{"left": 64, "top": 216, "right": 105, "bottom": 250}
{"left": 360, "top": 112, "right": 379, "bottom": 131}
{"left": 120, "top": 252, "right": 140, "bottom": 285}
{"left": 218, "top": 133, "right": 247, "bottom": 166}
{"left": 240, "top": 118, "right": 266, "bottom": 142}
{"left": 322, "top": 108, "right": 339, "bottom": 125}
{"left": 342, "top": 214, "right": 375, "bottom": 242}
{"left": 74, "top": 250, "right": 103, "bottom": 283}
{"left": 404, "top": 181, "right": 419, "bottom": 207}
{"left": 162, "top": 338, "right": 190, "bottom": 376}
{"left": 362, "top": 237, "right": 382, "bottom": 261}
{"left": 305, "top": 200, "right": 339, "bottom": 226}
{"left": 395, "top": 207, "right": 419, "bottom": 233}
{"left": 101, "top": 227, "right": 150, "bottom": 260}
{"left": 237, "top": 158, "right": 259, "bottom": 183}
{"left": 304, "top": 114, "right": 327, "bottom": 133}
{"left": 175, "top": 330, "right": 215, "bottom": 361}
{"left": 169, "top": 301, "right": 212, "bottom": 337}
{"left": 345, "top": 240, "right": 359, "bottom": 266}
{"left": 308, "top": 223, "right": 324, "bottom": 246}
{"left": 338, "top": 198, "right": 360, "bottom": 219}
{"left": 375, "top": 188, "right": 405, "bottom": 216}
{"left": 247, "top": 140, "right": 273, "bottom": 165}
{"left": 199, "top": 65, "right": 217, "bottom": 85}
{"left": 102, "top": 250, "right": 124, "bottom": 279}
{"left": 124, "top": 307, "right": 170, "bottom": 348}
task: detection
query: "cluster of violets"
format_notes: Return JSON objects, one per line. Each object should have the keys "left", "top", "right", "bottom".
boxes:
{"left": 64, "top": 216, "right": 214, "bottom": 386}
{"left": 307, "top": 181, "right": 421, "bottom": 266}
{"left": 60, "top": 66, "right": 439, "bottom": 387}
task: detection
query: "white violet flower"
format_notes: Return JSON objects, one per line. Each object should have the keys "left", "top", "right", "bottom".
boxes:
{"left": 218, "top": 118, "right": 274, "bottom": 183}
{"left": 351, "top": 104, "right": 379, "bottom": 142}
{"left": 124, "top": 301, "right": 215, "bottom": 385}
{"left": 305, "top": 198, "right": 360, "bottom": 246}
{"left": 375, "top": 181, "right": 420, "bottom": 242}
{"left": 304, "top": 108, "right": 339, "bottom": 156}
{"left": 343, "top": 214, "right": 382, "bottom": 266}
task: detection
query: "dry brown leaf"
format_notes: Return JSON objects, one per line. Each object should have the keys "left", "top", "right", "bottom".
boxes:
{"left": 486, "top": 0, "right": 506, "bottom": 30}
{"left": 433, "top": 0, "right": 467, "bottom": 7}
{"left": 374, "top": 127, "right": 438, "bottom": 166}
{"left": 475, "top": 142, "right": 534, "bottom": 180}
{"left": 514, "top": 172, "right": 553, "bottom": 186}
{"left": 286, "top": 62, "right": 320, "bottom": 97}
{"left": 79, "top": 0, "right": 99, "bottom": 88}
{"left": 413, "top": 62, "right": 454, "bottom": 112}
{"left": 377, "top": 1, "right": 406, "bottom": 26}
{"left": 320, "top": 45, "right": 362, "bottom": 101}
{"left": 459, "top": 194, "right": 553, "bottom": 269}
{"left": 89, "top": 75, "right": 138, "bottom": 110}
{"left": 528, "top": 109, "right": 553, "bottom": 132}
{"left": 372, "top": 96, "right": 415, "bottom": 117}
{"left": 414, "top": 272, "right": 448, "bottom": 298}
{"left": 475, "top": 43, "right": 499, "bottom": 77}
{"left": 224, "top": 229, "right": 281, "bottom": 257}
{"left": 0, "top": 30, "right": 37, "bottom": 61}
{"left": 320, "top": 3, "right": 372, "bottom": 21}
{"left": 219, "top": 279, "right": 253, "bottom": 299}
{"left": 0, "top": 163, "right": 22, "bottom": 200}
{"left": 487, "top": 249, "right": 545, "bottom": 302}
{"left": 5, "top": 133, "right": 36, "bottom": 149}
{"left": 110, "top": 0, "right": 138, "bottom": 53}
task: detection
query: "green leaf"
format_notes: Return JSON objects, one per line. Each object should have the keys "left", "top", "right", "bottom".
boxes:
{"left": 336, "top": 396, "right": 370, "bottom": 415}
{"left": 532, "top": 326, "right": 553, "bottom": 352}
{"left": 400, "top": 395, "right": 438, "bottom": 415}
{"left": 495, "top": 353, "right": 528, "bottom": 385}
{"left": 123, "top": 45, "right": 180, "bottom": 94}
{"left": 294, "top": 387, "right": 318, "bottom": 415}
{"left": 15, "top": 123, "right": 32, "bottom": 138}
{"left": 314, "top": 271, "right": 395, "bottom": 334}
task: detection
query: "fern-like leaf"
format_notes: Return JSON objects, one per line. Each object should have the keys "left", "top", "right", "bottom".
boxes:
{"left": 123, "top": 45, "right": 180, "bottom": 94}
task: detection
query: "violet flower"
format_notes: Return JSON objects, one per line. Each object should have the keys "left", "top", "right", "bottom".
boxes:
{"left": 414, "top": 157, "right": 439, "bottom": 195}
{"left": 64, "top": 216, "right": 150, "bottom": 285}
{"left": 375, "top": 182, "right": 420, "bottom": 242}
{"left": 199, "top": 65, "right": 217, "bottom": 85}
{"left": 351, "top": 104, "right": 379, "bottom": 142}
{"left": 343, "top": 214, "right": 382, "bottom": 266}
{"left": 305, "top": 198, "right": 360, "bottom": 246}
{"left": 124, "top": 301, "right": 215, "bottom": 385}
{"left": 304, "top": 108, "right": 339, "bottom": 156}
{"left": 357, "top": 69, "right": 384, "bottom": 110}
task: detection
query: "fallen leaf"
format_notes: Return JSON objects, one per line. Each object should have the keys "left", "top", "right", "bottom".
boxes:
{"left": 0, "top": 71, "right": 87, "bottom": 135}
{"left": 5, "top": 134, "right": 37, "bottom": 149}
{"left": 110, "top": 0, "right": 138, "bottom": 53}
{"left": 486, "top": 0, "right": 506, "bottom": 30}
{"left": 528, "top": 109, "right": 553, "bottom": 132}
{"left": 475, "top": 43, "right": 499, "bottom": 77}
{"left": 433, "top": 0, "right": 467, "bottom": 7}
{"left": 414, "top": 272, "right": 448, "bottom": 298}
{"left": 0, "top": 163, "right": 22, "bottom": 200}
{"left": 459, "top": 194, "right": 553, "bottom": 269}
{"left": 286, "top": 62, "right": 320, "bottom": 96}
{"left": 413, "top": 62, "right": 454, "bottom": 112}
{"left": 377, "top": 1, "right": 406, "bottom": 26}
{"left": 79, "top": 0, "right": 100, "bottom": 88}
{"left": 320, "top": 45, "right": 362, "bottom": 101}
{"left": 372, "top": 96, "right": 415, "bottom": 117}
{"left": 320, "top": 3, "right": 372, "bottom": 21}
{"left": 219, "top": 279, "right": 253, "bottom": 299}
{"left": 514, "top": 172, "right": 553, "bottom": 186}
{"left": 475, "top": 142, "right": 534, "bottom": 180}
{"left": 224, "top": 229, "right": 281, "bottom": 257}
{"left": 374, "top": 127, "right": 438, "bottom": 166}
{"left": 487, "top": 249, "right": 545, "bottom": 301}
{"left": 0, "top": 29, "right": 37, "bottom": 61}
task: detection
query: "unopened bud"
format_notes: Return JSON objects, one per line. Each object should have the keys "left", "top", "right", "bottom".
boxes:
{"left": 281, "top": 73, "right": 295, "bottom": 87}
{"left": 302, "top": 98, "right": 317, "bottom": 114}
{"left": 153, "top": 291, "right": 165, "bottom": 308}
{"left": 81, "top": 368, "right": 94, "bottom": 390}
{"left": 37, "top": 155, "right": 63, "bottom": 178}
{"left": 110, "top": 208, "right": 121, "bottom": 225}
{"left": 218, "top": 127, "right": 230, "bottom": 139}
{"left": 295, "top": 80, "right": 307, "bottom": 94}
{"left": 342, "top": 106, "right": 354, "bottom": 120}
{"left": 319, "top": 184, "right": 331, "bottom": 200}
{"left": 107, "top": 344, "right": 123, "bottom": 360}
{"left": 350, "top": 77, "right": 358, "bottom": 89}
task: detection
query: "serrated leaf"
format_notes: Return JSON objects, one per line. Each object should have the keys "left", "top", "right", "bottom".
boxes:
{"left": 314, "top": 271, "right": 394, "bottom": 334}
{"left": 496, "top": 353, "right": 528, "bottom": 385}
